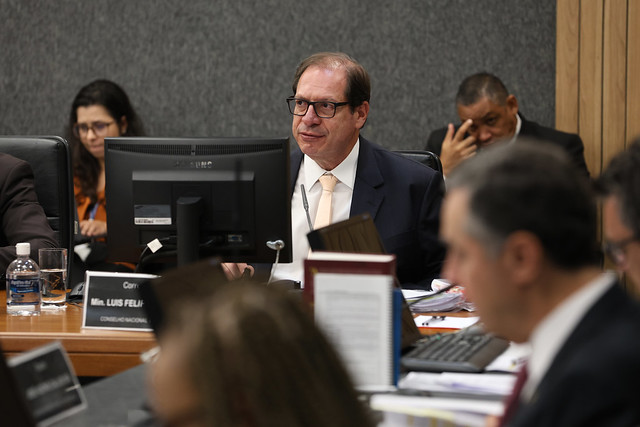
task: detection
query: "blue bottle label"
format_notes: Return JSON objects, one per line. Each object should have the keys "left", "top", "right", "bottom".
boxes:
{"left": 9, "top": 278, "right": 40, "bottom": 294}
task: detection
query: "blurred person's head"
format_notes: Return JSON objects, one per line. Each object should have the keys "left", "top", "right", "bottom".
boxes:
{"left": 596, "top": 138, "right": 640, "bottom": 288}
{"left": 288, "top": 52, "right": 370, "bottom": 170}
{"left": 66, "top": 79, "right": 144, "bottom": 203}
{"left": 441, "top": 140, "right": 599, "bottom": 342}
{"left": 455, "top": 72, "right": 519, "bottom": 148}
{"left": 148, "top": 278, "right": 373, "bottom": 427}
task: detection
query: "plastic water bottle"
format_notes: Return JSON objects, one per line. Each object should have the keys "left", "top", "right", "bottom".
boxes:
{"left": 6, "top": 242, "right": 41, "bottom": 316}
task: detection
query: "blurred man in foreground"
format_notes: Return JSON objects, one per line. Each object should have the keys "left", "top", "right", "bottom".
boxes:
{"left": 441, "top": 141, "right": 640, "bottom": 426}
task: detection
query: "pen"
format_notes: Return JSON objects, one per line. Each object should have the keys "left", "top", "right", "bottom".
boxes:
{"left": 422, "top": 316, "right": 446, "bottom": 326}
{"left": 89, "top": 203, "right": 99, "bottom": 221}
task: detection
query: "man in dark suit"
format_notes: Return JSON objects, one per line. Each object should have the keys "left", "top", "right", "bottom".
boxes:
{"left": 442, "top": 141, "right": 640, "bottom": 426}
{"left": 597, "top": 137, "right": 640, "bottom": 291}
{"left": 425, "top": 73, "right": 589, "bottom": 177}
{"left": 0, "top": 153, "right": 57, "bottom": 273}
{"left": 251, "top": 52, "right": 444, "bottom": 289}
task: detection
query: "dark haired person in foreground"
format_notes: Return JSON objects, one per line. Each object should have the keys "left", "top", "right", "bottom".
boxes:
{"left": 441, "top": 141, "right": 640, "bottom": 426}
{"left": 0, "top": 153, "right": 57, "bottom": 273}
{"left": 147, "top": 276, "right": 374, "bottom": 426}
{"left": 597, "top": 137, "right": 640, "bottom": 290}
{"left": 426, "top": 72, "right": 589, "bottom": 177}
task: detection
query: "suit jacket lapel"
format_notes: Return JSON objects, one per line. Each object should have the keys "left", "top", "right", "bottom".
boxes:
{"left": 290, "top": 149, "right": 303, "bottom": 196}
{"left": 515, "top": 283, "right": 623, "bottom": 420}
{"left": 517, "top": 113, "right": 536, "bottom": 139}
{"left": 350, "top": 137, "right": 384, "bottom": 219}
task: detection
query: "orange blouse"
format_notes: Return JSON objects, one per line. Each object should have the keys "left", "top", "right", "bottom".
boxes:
{"left": 74, "top": 180, "right": 136, "bottom": 270}
{"left": 74, "top": 181, "right": 107, "bottom": 222}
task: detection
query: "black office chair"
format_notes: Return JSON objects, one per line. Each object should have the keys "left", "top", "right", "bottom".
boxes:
{"left": 394, "top": 150, "right": 443, "bottom": 175}
{"left": 0, "top": 136, "right": 74, "bottom": 279}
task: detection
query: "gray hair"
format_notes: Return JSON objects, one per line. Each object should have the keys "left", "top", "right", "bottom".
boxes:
{"left": 447, "top": 139, "right": 599, "bottom": 268}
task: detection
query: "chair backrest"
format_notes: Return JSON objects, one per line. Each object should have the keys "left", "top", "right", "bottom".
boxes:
{"left": 0, "top": 136, "right": 74, "bottom": 267}
{"left": 394, "top": 150, "right": 443, "bottom": 175}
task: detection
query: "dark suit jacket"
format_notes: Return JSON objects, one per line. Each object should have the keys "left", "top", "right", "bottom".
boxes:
{"left": 425, "top": 114, "right": 590, "bottom": 177}
{"left": 291, "top": 137, "right": 446, "bottom": 289}
{"left": 0, "top": 154, "right": 57, "bottom": 272}
{"left": 508, "top": 282, "right": 640, "bottom": 426}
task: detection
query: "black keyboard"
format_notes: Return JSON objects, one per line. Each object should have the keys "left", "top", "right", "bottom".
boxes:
{"left": 401, "top": 331, "right": 509, "bottom": 373}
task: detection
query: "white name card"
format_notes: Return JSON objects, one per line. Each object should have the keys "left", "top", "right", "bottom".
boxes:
{"left": 82, "top": 271, "right": 157, "bottom": 331}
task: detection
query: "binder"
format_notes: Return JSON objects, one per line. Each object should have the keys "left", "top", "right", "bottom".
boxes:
{"left": 304, "top": 252, "right": 401, "bottom": 389}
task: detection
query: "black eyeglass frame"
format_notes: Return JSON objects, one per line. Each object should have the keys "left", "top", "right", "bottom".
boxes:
{"left": 286, "top": 97, "right": 349, "bottom": 119}
{"left": 72, "top": 121, "right": 115, "bottom": 138}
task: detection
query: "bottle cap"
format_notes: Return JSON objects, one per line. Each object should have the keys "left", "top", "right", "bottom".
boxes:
{"left": 15, "top": 242, "right": 30, "bottom": 256}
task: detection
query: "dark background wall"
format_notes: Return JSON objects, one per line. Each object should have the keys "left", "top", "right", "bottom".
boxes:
{"left": 0, "top": 0, "right": 556, "bottom": 150}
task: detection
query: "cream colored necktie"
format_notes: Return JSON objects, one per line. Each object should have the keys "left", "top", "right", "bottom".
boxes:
{"left": 313, "top": 174, "right": 339, "bottom": 229}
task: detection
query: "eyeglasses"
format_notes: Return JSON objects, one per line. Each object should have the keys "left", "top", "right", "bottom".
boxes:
{"left": 603, "top": 235, "right": 639, "bottom": 265}
{"left": 286, "top": 97, "right": 349, "bottom": 119}
{"left": 73, "top": 121, "right": 115, "bottom": 138}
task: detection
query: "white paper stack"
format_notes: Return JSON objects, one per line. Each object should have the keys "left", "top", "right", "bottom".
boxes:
{"left": 402, "top": 289, "right": 466, "bottom": 312}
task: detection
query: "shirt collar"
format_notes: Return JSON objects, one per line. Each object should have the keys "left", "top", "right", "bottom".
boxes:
{"left": 506, "top": 114, "right": 522, "bottom": 145}
{"left": 303, "top": 139, "right": 359, "bottom": 190}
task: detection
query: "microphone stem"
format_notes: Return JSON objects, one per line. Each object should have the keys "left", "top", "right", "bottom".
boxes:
{"left": 301, "top": 184, "right": 313, "bottom": 231}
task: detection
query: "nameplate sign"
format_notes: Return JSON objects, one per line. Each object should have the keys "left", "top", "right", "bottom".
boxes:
{"left": 82, "top": 271, "right": 157, "bottom": 331}
{"left": 8, "top": 341, "right": 86, "bottom": 426}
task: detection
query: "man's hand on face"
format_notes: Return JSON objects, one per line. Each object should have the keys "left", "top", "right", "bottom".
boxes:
{"left": 439, "top": 119, "right": 477, "bottom": 176}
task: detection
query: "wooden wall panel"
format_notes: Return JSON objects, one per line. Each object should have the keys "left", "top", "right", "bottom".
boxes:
{"left": 557, "top": 0, "right": 637, "bottom": 289}
{"left": 578, "top": 0, "right": 604, "bottom": 176}
{"left": 556, "top": 0, "right": 581, "bottom": 134}
{"left": 628, "top": 1, "right": 640, "bottom": 143}
{"left": 602, "top": 0, "right": 628, "bottom": 168}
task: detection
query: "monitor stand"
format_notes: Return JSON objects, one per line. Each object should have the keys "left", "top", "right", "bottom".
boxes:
{"left": 176, "top": 196, "right": 203, "bottom": 266}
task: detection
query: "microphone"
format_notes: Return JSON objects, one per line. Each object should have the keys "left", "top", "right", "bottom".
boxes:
{"left": 300, "top": 184, "right": 313, "bottom": 231}
{"left": 266, "top": 240, "right": 285, "bottom": 251}
{"left": 266, "top": 240, "right": 285, "bottom": 284}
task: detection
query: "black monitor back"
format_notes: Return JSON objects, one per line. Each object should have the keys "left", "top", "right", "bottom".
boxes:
{"left": 104, "top": 137, "right": 292, "bottom": 266}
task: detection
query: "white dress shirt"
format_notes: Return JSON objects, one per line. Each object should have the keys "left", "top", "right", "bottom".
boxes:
{"left": 506, "top": 113, "right": 522, "bottom": 145}
{"left": 270, "top": 140, "right": 360, "bottom": 286}
{"left": 520, "top": 271, "right": 616, "bottom": 401}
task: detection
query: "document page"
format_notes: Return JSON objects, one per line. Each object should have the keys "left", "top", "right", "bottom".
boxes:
{"left": 314, "top": 272, "right": 394, "bottom": 388}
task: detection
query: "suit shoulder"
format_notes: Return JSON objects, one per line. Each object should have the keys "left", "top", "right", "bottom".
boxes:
{"left": 522, "top": 119, "right": 583, "bottom": 145}
{"left": 0, "top": 153, "right": 31, "bottom": 180}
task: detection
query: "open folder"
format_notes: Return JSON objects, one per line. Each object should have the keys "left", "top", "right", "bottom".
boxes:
{"left": 305, "top": 251, "right": 402, "bottom": 389}
{"left": 306, "top": 213, "right": 423, "bottom": 349}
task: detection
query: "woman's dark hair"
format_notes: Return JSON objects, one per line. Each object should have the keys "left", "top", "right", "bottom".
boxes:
{"left": 66, "top": 79, "right": 144, "bottom": 204}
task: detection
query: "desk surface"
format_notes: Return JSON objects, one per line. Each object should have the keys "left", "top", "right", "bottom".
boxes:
{"left": 0, "top": 303, "right": 156, "bottom": 377}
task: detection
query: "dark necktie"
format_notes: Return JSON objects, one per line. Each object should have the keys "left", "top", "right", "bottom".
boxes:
{"left": 499, "top": 363, "right": 528, "bottom": 426}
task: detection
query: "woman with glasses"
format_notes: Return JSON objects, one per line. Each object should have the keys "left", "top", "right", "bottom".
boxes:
{"left": 66, "top": 79, "right": 144, "bottom": 270}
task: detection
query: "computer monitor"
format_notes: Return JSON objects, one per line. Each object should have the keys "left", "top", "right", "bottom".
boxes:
{"left": 104, "top": 137, "right": 292, "bottom": 267}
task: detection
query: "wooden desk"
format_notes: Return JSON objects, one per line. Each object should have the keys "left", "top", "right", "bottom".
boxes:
{"left": 414, "top": 311, "right": 478, "bottom": 336}
{"left": 0, "top": 303, "right": 156, "bottom": 377}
